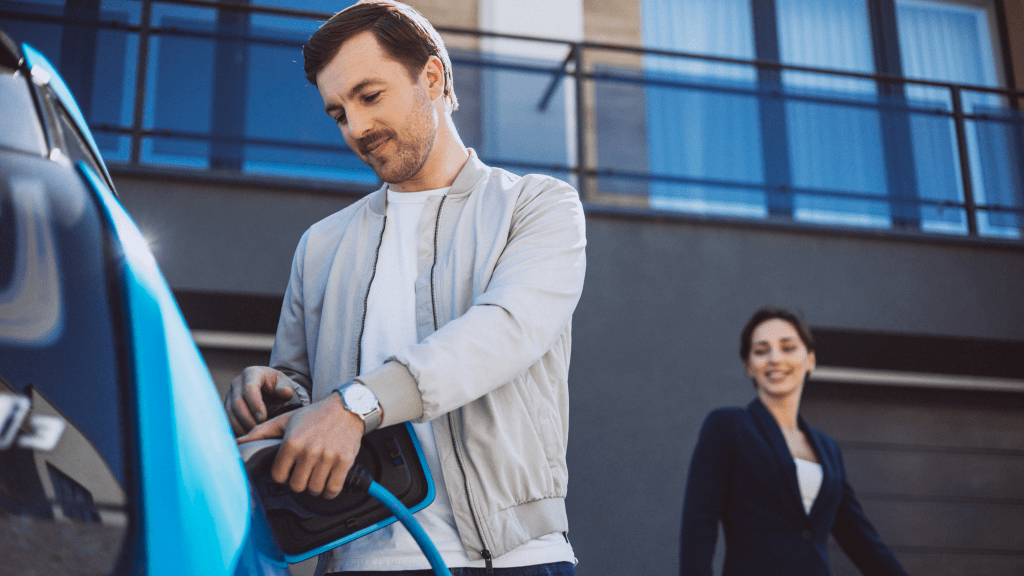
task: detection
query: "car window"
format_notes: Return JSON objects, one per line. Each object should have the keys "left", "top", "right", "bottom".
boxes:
{"left": 0, "top": 159, "right": 132, "bottom": 573}
{"left": 0, "top": 69, "right": 46, "bottom": 156}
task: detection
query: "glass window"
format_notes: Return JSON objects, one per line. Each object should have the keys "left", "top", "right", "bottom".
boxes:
{"left": 896, "top": 0, "right": 1021, "bottom": 238}
{"left": 90, "top": 1, "right": 141, "bottom": 162}
{"left": 0, "top": 1, "right": 140, "bottom": 162}
{"left": 641, "top": 0, "right": 765, "bottom": 217}
{"left": 243, "top": 1, "right": 375, "bottom": 183}
{"left": 252, "top": 0, "right": 348, "bottom": 12}
{"left": 776, "top": 0, "right": 892, "bottom": 228}
{"left": 639, "top": 0, "right": 1015, "bottom": 237}
{"left": 141, "top": 4, "right": 217, "bottom": 168}
{"left": 0, "top": 2, "right": 65, "bottom": 71}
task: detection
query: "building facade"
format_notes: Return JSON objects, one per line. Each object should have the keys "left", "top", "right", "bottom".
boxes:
{"left": 3, "top": 0, "right": 1023, "bottom": 574}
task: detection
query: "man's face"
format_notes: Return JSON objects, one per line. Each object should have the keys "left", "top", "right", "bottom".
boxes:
{"left": 316, "top": 31, "right": 438, "bottom": 186}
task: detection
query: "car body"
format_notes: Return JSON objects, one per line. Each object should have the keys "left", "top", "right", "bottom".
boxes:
{"left": 0, "top": 29, "right": 291, "bottom": 576}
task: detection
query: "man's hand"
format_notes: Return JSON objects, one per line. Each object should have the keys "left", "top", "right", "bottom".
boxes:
{"left": 225, "top": 366, "right": 299, "bottom": 436}
{"left": 237, "top": 393, "right": 364, "bottom": 499}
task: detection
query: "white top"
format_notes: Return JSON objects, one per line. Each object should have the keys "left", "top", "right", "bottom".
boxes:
{"left": 794, "top": 457, "right": 823, "bottom": 515}
{"left": 325, "top": 187, "right": 575, "bottom": 572}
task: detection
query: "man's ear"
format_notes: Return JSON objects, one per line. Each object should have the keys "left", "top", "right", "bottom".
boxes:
{"left": 422, "top": 55, "right": 445, "bottom": 101}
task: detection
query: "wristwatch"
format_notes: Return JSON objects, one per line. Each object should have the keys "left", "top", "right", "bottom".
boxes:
{"left": 333, "top": 381, "right": 381, "bottom": 434}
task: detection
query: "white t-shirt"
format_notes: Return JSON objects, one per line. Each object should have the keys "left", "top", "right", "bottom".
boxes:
{"left": 794, "top": 457, "right": 823, "bottom": 515}
{"left": 324, "top": 187, "right": 576, "bottom": 572}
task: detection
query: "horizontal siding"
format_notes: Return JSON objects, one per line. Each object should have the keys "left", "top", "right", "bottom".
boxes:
{"left": 802, "top": 384, "right": 1024, "bottom": 449}
{"left": 803, "top": 382, "right": 1024, "bottom": 576}
{"left": 860, "top": 500, "right": 1024, "bottom": 550}
{"left": 841, "top": 448, "right": 1024, "bottom": 500}
{"left": 830, "top": 540, "right": 1024, "bottom": 576}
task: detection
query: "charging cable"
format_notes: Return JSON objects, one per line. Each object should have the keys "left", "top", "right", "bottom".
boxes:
{"left": 344, "top": 465, "right": 449, "bottom": 576}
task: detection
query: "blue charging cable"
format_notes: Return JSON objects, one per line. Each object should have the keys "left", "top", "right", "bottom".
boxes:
{"left": 345, "top": 466, "right": 449, "bottom": 576}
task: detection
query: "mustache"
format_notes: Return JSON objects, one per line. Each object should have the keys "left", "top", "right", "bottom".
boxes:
{"left": 356, "top": 130, "right": 396, "bottom": 155}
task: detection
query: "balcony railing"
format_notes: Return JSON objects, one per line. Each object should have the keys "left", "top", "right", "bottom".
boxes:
{"left": 3, "top": 0, "right": 1023, "bottom": 239}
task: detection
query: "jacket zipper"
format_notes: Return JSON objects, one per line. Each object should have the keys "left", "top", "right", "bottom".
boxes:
{"left": 447, "top": 411, "right": 493, "bottom": 572}
{"left": 429, "top": 197, "right": 444, "bottom": 334}
{"left": 355, "top": 215, "right": 386, "bottom": 373}
{"left": 431, "top": 197, "right": 494, "bottom": 572}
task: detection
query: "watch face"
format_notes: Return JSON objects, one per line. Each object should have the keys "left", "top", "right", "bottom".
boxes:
{"left": 344, "top": 385, "right": 377, "bottom": 415}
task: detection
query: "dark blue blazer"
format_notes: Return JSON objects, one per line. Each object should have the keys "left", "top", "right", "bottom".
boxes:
{"left": 679, "top": 400, "right": 908, "bottom": 576}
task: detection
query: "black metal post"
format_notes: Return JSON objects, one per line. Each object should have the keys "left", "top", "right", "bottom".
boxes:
{"left": 751, "top": 0, "right": 793, "bottom": 218}
{"left": 59, "top": 0, "right": 100, "bottom": 120}
{"left": 951, "top": 87, "right": 979, "bottom": 236}
{"left": 573, "top": 42, "right": 588, "bottom": 200}
{"left": 869, "top": 0, "right": 921, "bottom": 229}
{"left": 537, "top": 45, "right": 574, "bottom": 112}
{"left": 210, "top": 0, "right": 250, "bottom": 170}
{"left": 129, "top": 0, "right": 153, "bottom": 165}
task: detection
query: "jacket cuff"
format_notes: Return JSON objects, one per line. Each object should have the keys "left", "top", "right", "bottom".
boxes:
{"left": 354, "top": 360, "right": 423, "bottom": 427}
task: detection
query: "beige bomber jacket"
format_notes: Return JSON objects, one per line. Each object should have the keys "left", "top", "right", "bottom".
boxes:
{"left": 268, "top": 150, "right": 587, "bottom": 564}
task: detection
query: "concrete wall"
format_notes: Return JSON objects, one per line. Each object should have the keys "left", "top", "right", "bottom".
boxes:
{"left": 1003, "top": 0, "right": 1024, "bottom": 103}
{"left": 112, "top": 171, "right": 359, "bottom": 296}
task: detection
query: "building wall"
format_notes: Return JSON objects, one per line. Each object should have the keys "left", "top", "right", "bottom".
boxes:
{"left": 585, "top": 0, "right": 643, "bottom": 46}
{"left": 113, "top": 171, "right": 357, "bottom": 296}
{"left": 1004, "top": 0, "right": 1024, "bottom": 96}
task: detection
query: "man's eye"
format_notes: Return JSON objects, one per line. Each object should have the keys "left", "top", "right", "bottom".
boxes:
{"left": 364, "top": 91, "right": 381, "bottom": 103}
{"left": 335, "top": 114, "right": 346, "bottom": 125}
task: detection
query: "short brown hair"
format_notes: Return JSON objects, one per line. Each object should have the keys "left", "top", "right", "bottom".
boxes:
{"left": 739, "top": 305, "right": 816, "bottom": 361}
{"left": 303, "top": 1, "right": 458, "bottom": 112}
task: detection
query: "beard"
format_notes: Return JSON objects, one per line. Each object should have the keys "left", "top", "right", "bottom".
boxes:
{"left": 356, "top": 88, "right": 437, "bottom": 185}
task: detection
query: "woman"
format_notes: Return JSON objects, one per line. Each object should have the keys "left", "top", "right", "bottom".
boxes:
{"left": 679, "top": 305, "right": 908, "bottom": 576}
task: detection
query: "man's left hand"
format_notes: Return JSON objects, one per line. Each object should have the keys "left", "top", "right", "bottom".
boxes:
{"left": 237, "top": 393, "right": 364, "bottom": 499}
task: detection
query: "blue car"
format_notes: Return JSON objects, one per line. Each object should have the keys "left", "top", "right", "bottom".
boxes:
{"left": 0, "top": 30, "right": 433, "bottom": 575}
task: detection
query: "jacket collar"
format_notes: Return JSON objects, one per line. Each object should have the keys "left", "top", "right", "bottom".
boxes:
{"left": 446, "top": 148, "right": 488, "bottom": 199}
{"left": 366, "top": 148, "right": 486, "bottom": 216}
{"left": 747, "top": 399, "right": 817, "bottom": 523}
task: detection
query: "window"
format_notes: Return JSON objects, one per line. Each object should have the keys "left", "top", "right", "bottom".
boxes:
{"left": 642, "top": 0, "right": 764, "bottom": 217}
{"left": 2, "top": 0, "right": 374, "bottom": 182}
{"left": 640, "top": 0, "right": 1021, "bottom": 238}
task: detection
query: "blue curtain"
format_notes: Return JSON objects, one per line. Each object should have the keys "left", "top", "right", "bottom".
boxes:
{"left": 642, "top": 0, "right": 766, "bottom": 217}
{"left": 776, "top": 0, "right": 891, "bottom": 228}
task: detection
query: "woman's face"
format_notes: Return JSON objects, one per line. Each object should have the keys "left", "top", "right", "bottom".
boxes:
{"left": 745, "top": 318, "right": 816, "bottom": 400}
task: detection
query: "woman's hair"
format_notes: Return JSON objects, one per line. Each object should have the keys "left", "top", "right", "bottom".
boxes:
{"left": 739, "top": 305, "right": 816, "bottom": 361}
{"left": 302, "top": 0, "right": 458, "bottom": 112}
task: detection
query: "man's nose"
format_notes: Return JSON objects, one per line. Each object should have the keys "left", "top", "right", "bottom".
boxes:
{"left": 347, "top": 109, "right": 374, "bottom": 139}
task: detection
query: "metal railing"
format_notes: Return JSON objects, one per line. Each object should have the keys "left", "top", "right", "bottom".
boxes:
{"left": 3, "top": 0, "right": 1023, "bottom": 238}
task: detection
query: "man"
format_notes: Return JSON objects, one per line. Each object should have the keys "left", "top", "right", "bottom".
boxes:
{"left": 227, "top": 2, "right": 586, "bottom": 575}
